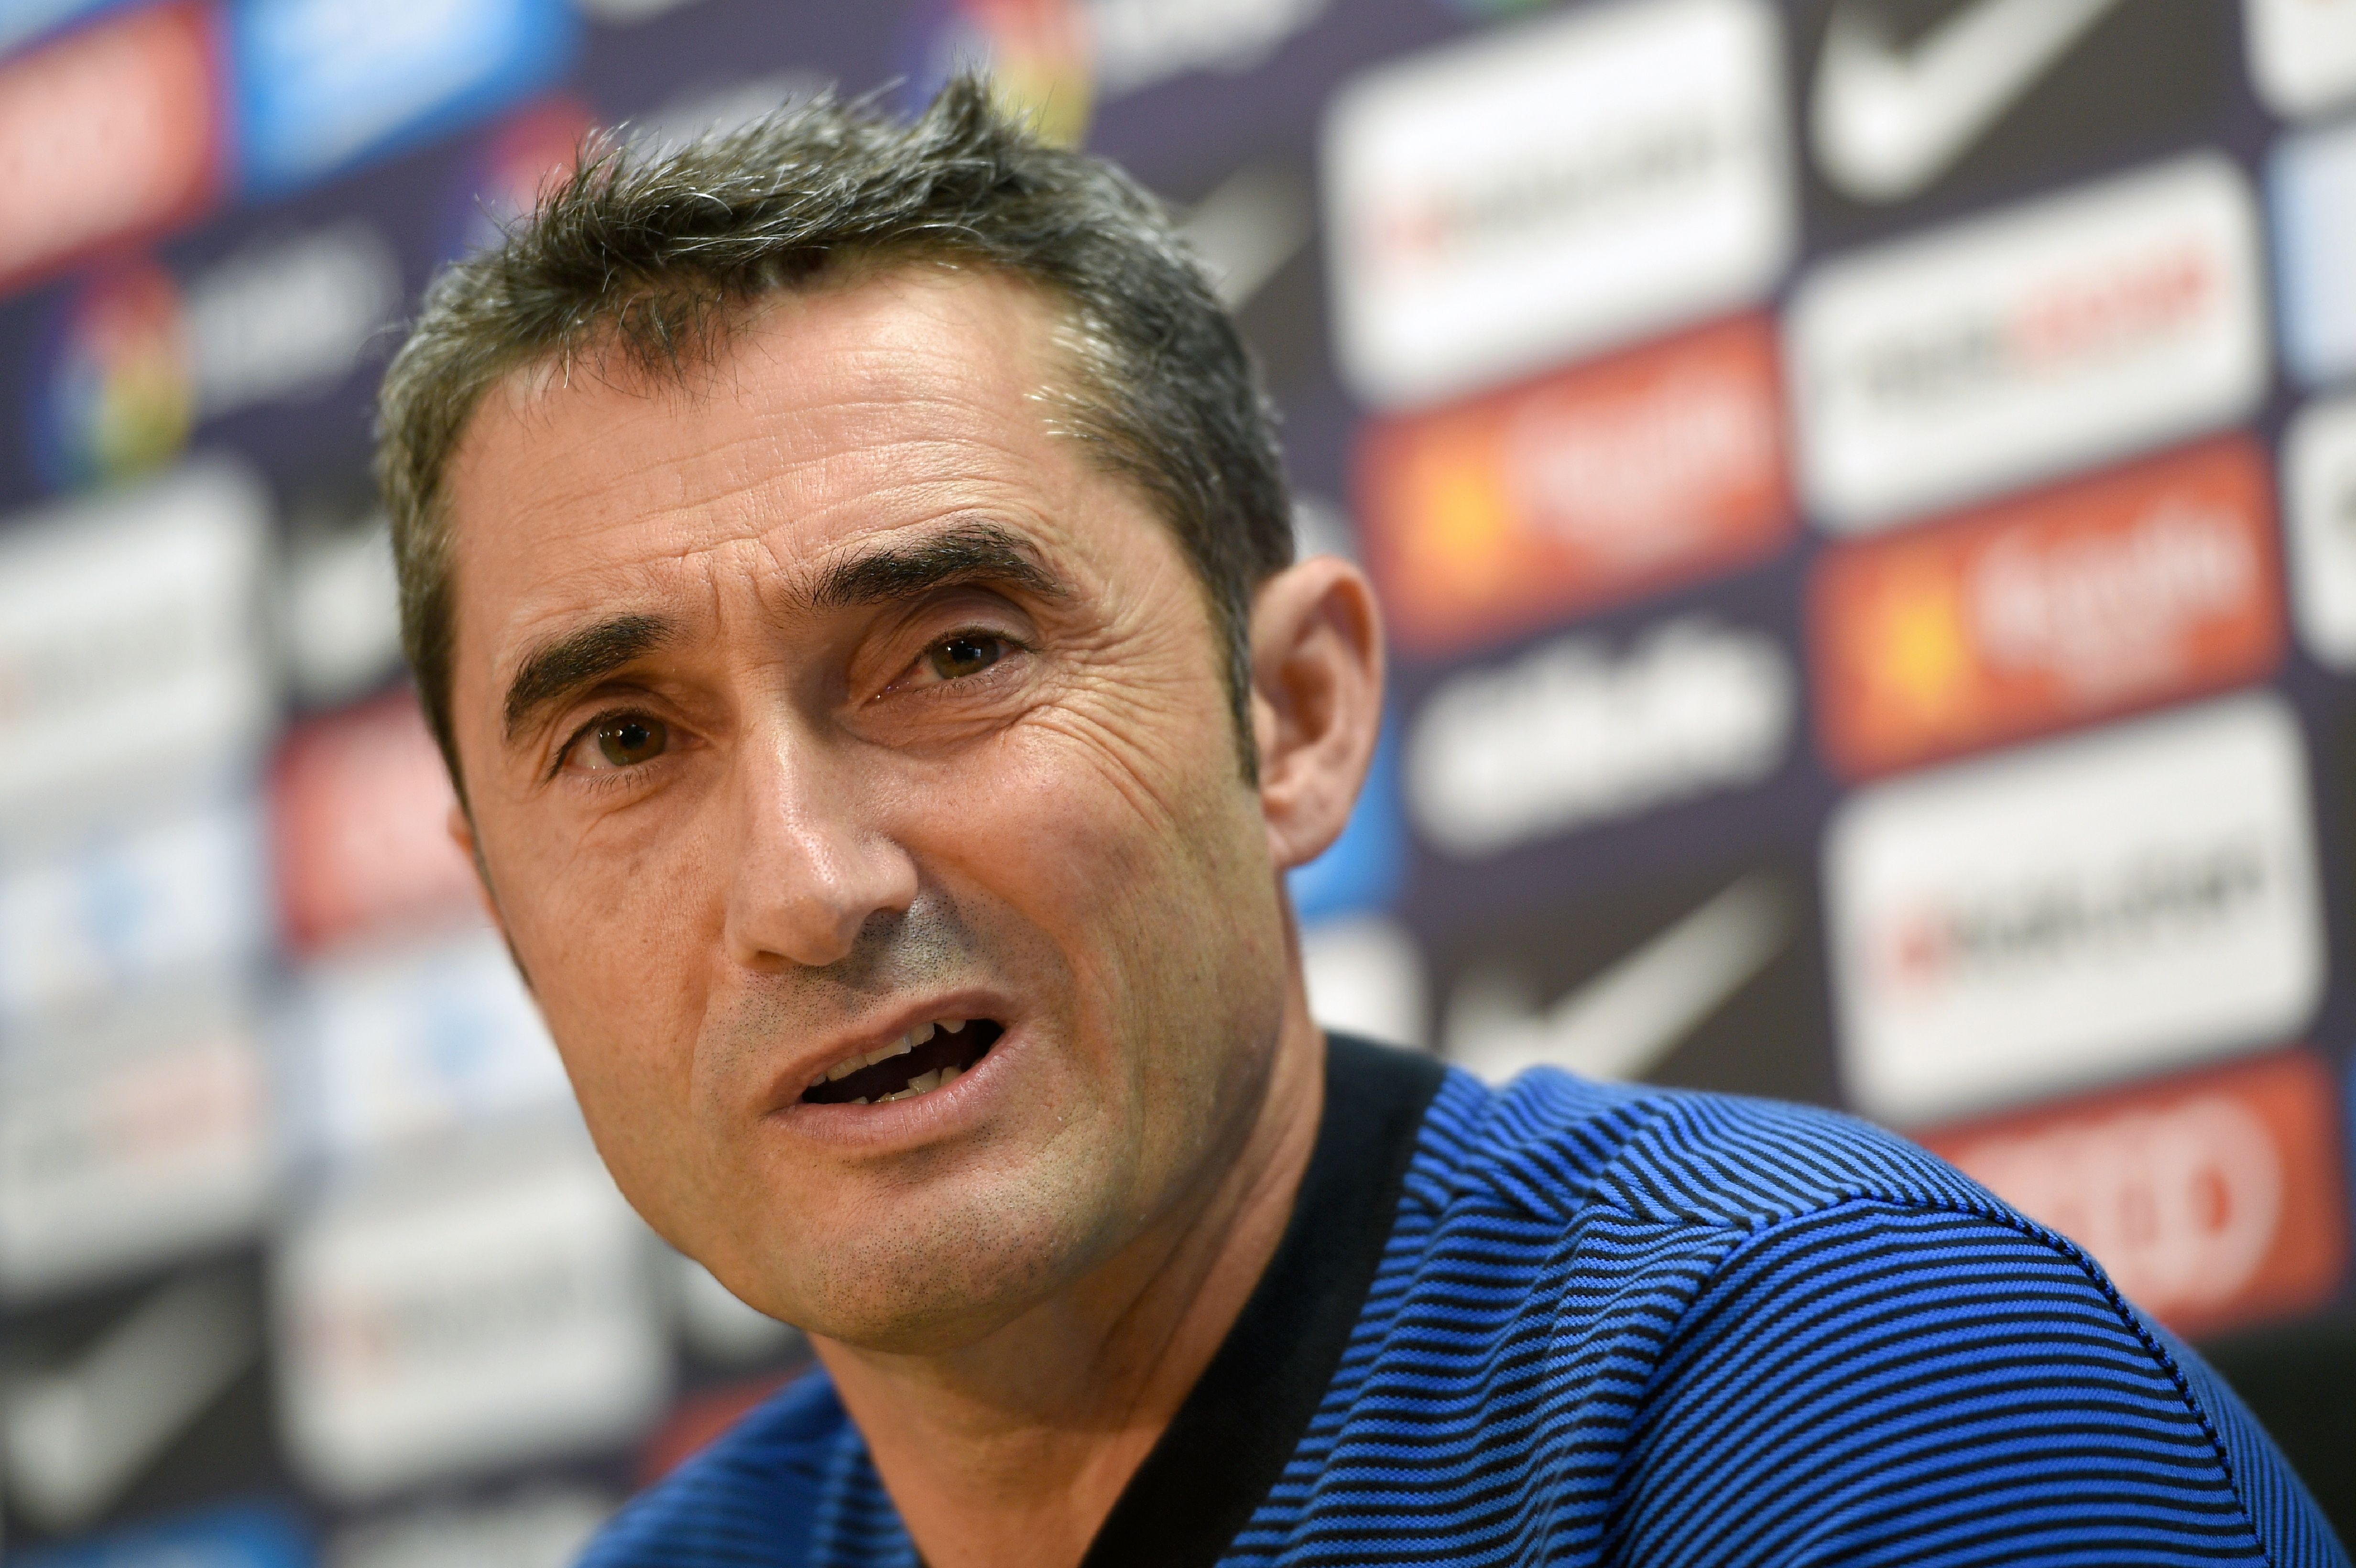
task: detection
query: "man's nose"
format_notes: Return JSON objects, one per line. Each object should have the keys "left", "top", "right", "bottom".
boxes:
{"left": 721, "top": 726, "right": 918, "bottom": 971}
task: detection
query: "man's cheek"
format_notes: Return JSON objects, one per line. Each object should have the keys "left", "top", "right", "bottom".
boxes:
{"left": 514, "top": 837, "right": 710, "bottom": 1066}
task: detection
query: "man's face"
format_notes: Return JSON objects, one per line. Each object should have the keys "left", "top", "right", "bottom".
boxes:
{"left": 438, "top": 267, "right": 1296, "bottom": 1350}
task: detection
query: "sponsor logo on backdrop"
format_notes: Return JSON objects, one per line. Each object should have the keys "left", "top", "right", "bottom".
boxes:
{"left": 2270, "top": 119, "right": 2356, "bottom": 389}
{"left": 1811, "top": 436, "right": 2283, "bottom": 778}
{"left": 1356, "top": 313, "right": 1794, "bottom": 656}
{"left": 34, "top": 228, "right": 400, "bottom": 489}
{"left": 5, "top": 1503, "right": 307, "bottom": 1568}
{"left": 1923, "top": 1051, "right": 2348, "bottom": 1338}
{"left": 1429, "top": 860, "right": 1834, "bottom": 1103}
{"left": 1323, "top": 0, "right": 1792, "bottom": 408}
{"left": 0, "top": 2, "right": 219, "bottom": 297}
{"left": 1789, "top": 153, "right": 2265, "bottom": 532}
{"left": 1087, "top": 0, "right": 1327, "bottom": 98}
{"left": 0, "top": 463, "right": 271, "bottom": 834}
{"left": 1408, "top": 615, "right": 1793, "bottom": 858}
{"left": 275, "top": 1136, "right": 667, "bottom": 1499}
{"left": 1826, "top": 695, "right": 2323, "bottom": 1124}
{"left": 1798, "top": 0, "right": 2222, "bottom": 242}
{"left": 30, "top": 261, "right": 194, "bottom": 490}
{"left": 284, "top": 928, "right": 571, "bottom": 1166}
{"left": 184, "top": 223, "right": 402, "bottom": 413}
{"left": 282, "top": 513, "right": 404, "bottom": 708}
{"left": 1809, "top": 0, "right": 2124, "bottom": 204}
{"left": 4, "top": 1269, "right": 262, "bottom": 1534}
{"left": 0, "top": 996, "right": 269, "bottom": 1300}
{"left": 0, "top": 799, "right": 270, "bottom": 1025}
{"left": 2246, "top": 0, "right": 2356, "bottom": 121}
{"left": 1179, "top": 163, "right": 1315, "bottom": 314}
{"left": 1446, "top": 872, "right": 1791, "bottom": 1085}
{"left": 272, "top": 691, "right": 477, "bottom": 953}
{"left": 903, "top": 0, "right": 1094, "bottom": 147}
{"left": 2283, "top": 394, "right": 2356, "bottom": 671}
{"left": 229, "top": 0, "right": 577, "bottom": 196}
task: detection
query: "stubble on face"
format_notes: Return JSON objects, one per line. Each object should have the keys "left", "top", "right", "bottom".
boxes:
{"left": 436, "top": 265, "right": 1297, "bottom": 1354}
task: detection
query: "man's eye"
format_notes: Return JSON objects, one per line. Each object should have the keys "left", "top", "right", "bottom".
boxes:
{"left": 578, "top": 715, "right": 668, "bottom": 771}
{"left": 926, "top": 633, "right": 1007, "bottom": 681}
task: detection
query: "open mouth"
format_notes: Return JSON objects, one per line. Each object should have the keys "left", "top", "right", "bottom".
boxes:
{"left": 799, "top": 1018, "right": 1005, "bottom": 1107}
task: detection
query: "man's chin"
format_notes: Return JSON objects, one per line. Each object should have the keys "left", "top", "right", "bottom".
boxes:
{"left": 734, "top": 1181, "right": 1130, "bottom": 1356}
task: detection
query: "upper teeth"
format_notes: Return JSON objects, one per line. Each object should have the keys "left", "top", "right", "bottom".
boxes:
{"left": 809, "top": 1021, "right": 974, "bottom": 1088}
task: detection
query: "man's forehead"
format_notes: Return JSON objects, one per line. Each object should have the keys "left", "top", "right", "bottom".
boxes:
{"left": 440, "top": 267, "right": 1093, "bottom": 663}
{"left": 451, "top": 268, "right": 1072, "bottom": 527}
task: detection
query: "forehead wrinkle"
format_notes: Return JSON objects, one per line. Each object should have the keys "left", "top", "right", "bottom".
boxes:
{"left": 458, "top": 290, "right": 1082, "bottom": 594}
{"left": 483, "top": 412, "right": 1058, "bottom": 610}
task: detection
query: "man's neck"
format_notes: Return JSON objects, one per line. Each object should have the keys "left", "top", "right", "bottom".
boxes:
{"left": 810, "top": 997, "right": 1329, "bottom": 1568}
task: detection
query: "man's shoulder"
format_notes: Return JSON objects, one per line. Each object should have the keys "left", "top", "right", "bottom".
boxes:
{"left": 1423, "top": 1063, "right": 1999, "bottom": 1235}
{"left": 578, "top": 1368, "right": 850, "bottom": 1568}
{"left": 1367, "top": 1066, "right": 2352, "bottom": 1566}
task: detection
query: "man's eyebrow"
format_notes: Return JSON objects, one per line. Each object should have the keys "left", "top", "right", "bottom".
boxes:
{"left": 807, "top": 520, "right": 1070, "bottom": 611}
{"left": 502, "top": 612, "right": 675, "bottom": 745}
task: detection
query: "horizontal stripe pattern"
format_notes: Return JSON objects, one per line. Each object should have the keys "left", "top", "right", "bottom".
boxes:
{"left": 581, "top": 1066, "right": 2347, "bottom": 1568}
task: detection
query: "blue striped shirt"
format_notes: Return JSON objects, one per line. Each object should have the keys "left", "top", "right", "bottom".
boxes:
{"left": 582, "top": 1037, "right": 2348, "bottom": 1566}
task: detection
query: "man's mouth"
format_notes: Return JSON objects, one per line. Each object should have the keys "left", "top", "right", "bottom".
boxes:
{"left": 798, "top": 1018, "right": 1005, "bottom": 1106}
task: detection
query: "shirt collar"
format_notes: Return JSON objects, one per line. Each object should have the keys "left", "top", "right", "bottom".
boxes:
{"left": 1074, "top": 1033, "right": 1448, "bottom": 1568}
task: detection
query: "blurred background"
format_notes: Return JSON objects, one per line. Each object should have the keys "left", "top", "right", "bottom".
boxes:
{"left": 2, "top": 0, "right": 2355, "bottom": 1559}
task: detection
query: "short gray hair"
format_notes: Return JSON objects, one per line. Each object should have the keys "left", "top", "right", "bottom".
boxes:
{"left": 374, "top": 76, "right": 1293, "bottom": 793}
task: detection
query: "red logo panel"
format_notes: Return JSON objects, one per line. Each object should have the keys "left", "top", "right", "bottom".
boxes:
{"left": 1355, "top": 314, "right": 1794, "bottom": 657}
{"left": 1810, "top": 436, "right": 2284, "bottom": 780}
{"left": 271, "top": 690, "right": 477, "bottom": 953}
{"left": 1920, "top": 1050, "right": 2348, "bottom": 1339}
{"left": 0, "top": 3, "right": 221, "bottom": 296}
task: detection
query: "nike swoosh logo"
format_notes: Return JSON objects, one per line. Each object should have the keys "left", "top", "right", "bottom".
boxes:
{"left": 1811, "top": 0, "right": 2124, "bottom": 203}
{"left": 1180, "top": 163, "right": 1312, "bottom": 311}
{"left": 1446, "top": 872, "right": 1790, "bottom": 1085}
{"left": 3, "top": 1268, "right": 259, "bottom": 1532}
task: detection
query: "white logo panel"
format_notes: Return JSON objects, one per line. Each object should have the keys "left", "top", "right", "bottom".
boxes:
{"left": 0, "top": 797, "right": 270, "bottom": 1026}
{"left": 1324, "top": 0, "right": 1792, "bottom": 408}
{"left": 1826, "top": 695, "right": 2323, "bottom": 1124}
{"left": 282, "top": 927, "right": 572, "bottom": 1166}
{"left": 1789, "top": 153, "right": 2265, "bottom": 531}
{"left": 0, "top": 459, "right": 272, "bottom": 838}
{"left": 1408, "top": 615, "right": 1793, "bottom": 858}
{"left": 274, "top": 1136, "right": 667, "bottom": 1500}
{"left": 2246, "top": 0, "right": 2356, "bottom": 121}
{"left": 0, "top": 993, "right": 272, "bottom": 1300}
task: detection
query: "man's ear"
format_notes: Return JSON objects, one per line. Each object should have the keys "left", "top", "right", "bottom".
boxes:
{"left": 1248, "top": 555, "right": 1385, "bottom": 871}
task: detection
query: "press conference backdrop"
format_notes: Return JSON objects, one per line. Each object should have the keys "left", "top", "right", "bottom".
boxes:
{"left": 3, "top": 0, "right": 2355, "bottom": 1558}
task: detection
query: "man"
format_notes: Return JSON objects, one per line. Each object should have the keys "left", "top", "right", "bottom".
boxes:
{"left": 374, "top": 78, "right": 2345, "bottom": 1568}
